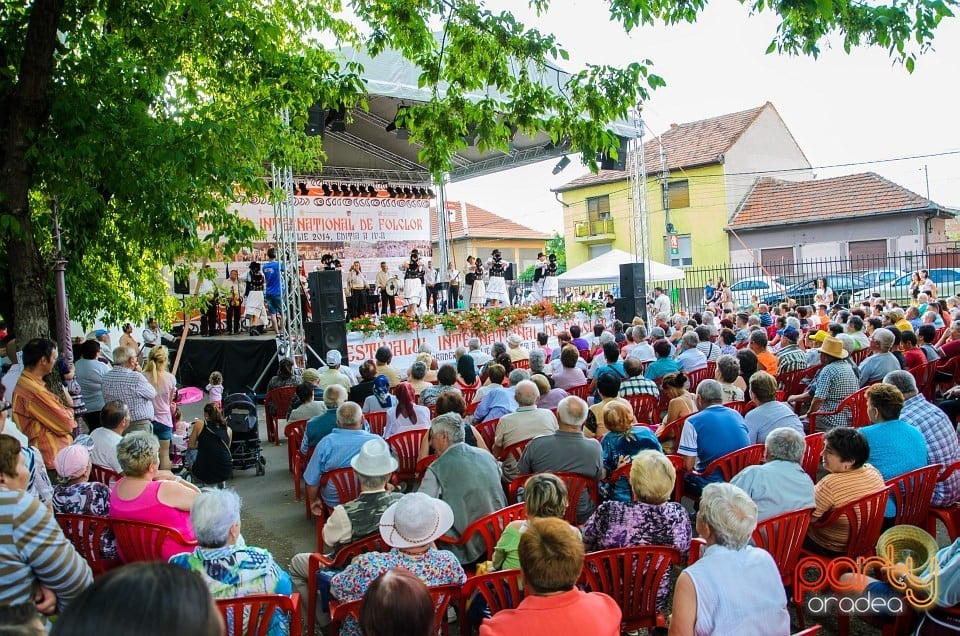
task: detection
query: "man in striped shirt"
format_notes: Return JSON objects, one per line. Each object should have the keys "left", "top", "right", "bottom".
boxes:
{"left": 0, "top": 435, "right": 92, "bottom": 611}
{"left": 11, "top": 338, "right": 76, "bottom": 470}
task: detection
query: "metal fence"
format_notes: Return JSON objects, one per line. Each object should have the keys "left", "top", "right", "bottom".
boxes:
{"left": 666, "top": 249, "right": 960, "bottom": 312}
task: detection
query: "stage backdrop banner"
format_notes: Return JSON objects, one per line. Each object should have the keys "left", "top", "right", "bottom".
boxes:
{"left": 227, "top": 192, "right": 432, "bottom": 275}
{"left": 344, "top": 313, "right": 607, "bottom": 371}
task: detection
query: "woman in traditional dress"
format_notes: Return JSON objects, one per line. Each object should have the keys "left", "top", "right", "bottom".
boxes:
{"left": 485, "top": 249, "right": 508, "bottom": 306}
{"left": 469, "top": 257, "right": 486, "bottom": 308}
{"left": 402, "top": 249, "right": 424, "bottom": 315}
{"left": 542, "top": 253, "right": 560, "bottom": 301}
{"left": 244, "top": 261, "right": 266, "bottom": 336}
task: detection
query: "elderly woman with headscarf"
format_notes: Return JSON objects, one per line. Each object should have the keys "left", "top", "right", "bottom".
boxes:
{"left": 583, "top": 451, "right": 690, "bottom": 612}
{"left": 670, "top": 483, "right": 789, "bottom": 635}
{"left": 51, "top": 443, "right": 119, "bottom": 562}
{"left": 361, "top": 375, "right": 395, "bottom": 415}
{"left": 330, "top": 493, "right": 467, "bottom": 636}
{"left": 169, "top": 489, "right": 292, "bottom": 636}
{"left": 109, "top": 431, "right": 200, "bottom": 560}
{"left": 384, "top": 382, "right": 431, "bottom": 439}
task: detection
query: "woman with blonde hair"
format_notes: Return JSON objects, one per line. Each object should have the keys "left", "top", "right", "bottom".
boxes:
{"left": 491, "top": 473, "right": 576, "bottom": 572}
{"left": 600, "top": 401, "right": 662, "bottom": 503}
{"left": 142, "top": 345, "right": 177, "bottom": 470}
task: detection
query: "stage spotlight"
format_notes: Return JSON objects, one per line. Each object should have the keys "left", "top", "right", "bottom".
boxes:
{"left": 330, "top": 107, "right": 347, "bottom": 132}
{"left": 331, "top": 184, "right": 341, "bottom": 195}
{"left": 322, "top": 184, "right": 331, "bottom": 196}
{"left": 297, "top": 182, "right": 309, "bottom": 195}
{"left": 427, "top": 188, "right": 436, "bottom": 197}
{"left": 387, "top": 186, "right": 397, "bottom": 198}
{"left": 463, "top": 125, "right": 477, "bottom": 146}
{"left": 349, "top": 184, "right": 360, "bottom": 196}
{"left": 552, "top": 155, "right": 571, "bottom": 175}
{"left": 403, "top": 187, "right": 413, "bottom": 198}
{"left": 366, "top": 185, "right": 377, "bottom": 196}
{"left": 266, "top": 180, "right": 273, "bottom": 189}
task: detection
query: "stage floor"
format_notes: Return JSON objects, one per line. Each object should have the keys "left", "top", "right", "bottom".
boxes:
{"left": 176, "top": 333, "right": 281, "bottom": 396}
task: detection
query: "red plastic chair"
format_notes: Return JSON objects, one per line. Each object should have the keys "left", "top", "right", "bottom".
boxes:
{"left": 414, "top": 454, "right": 438, "bottom": 483}
{"left": 792, "top": 627, "right": 822, "bottom": 635}
{"left": 264, "top": 385, "right": 297, "bottom": 445}
{"left": 89, "top": 464, "right": 122, "bottom": 488}
{"left": 458, "top": 569, "right": 525, "bottom": 633}
{"left": 283, "top": 420, "right": 306, "bottom": 474}
{"left": 330, "top": 584, "right": 460, "bottom": 636}
{"left": 306, "top": 534, "right": 389, "bottom": 633}
{"left": 927, "top": 460, "right": 960, "bottom": 540}
{"left": 55, "top": 513, "right": 120, "bottom": 576}
{"left": 752, "top": 507, "right": 814, "bottom": 586}
{"left": 566, "top": 383, "right": 591, "bottom": 400}
{"left": 216, "top": 593, "right": 301, "bottom": 636}
{"left": 578, "top": 349, "right": 593, "bottom": 364}
{"left": 364, "top": 411, "right": 387, "bottom": 437}
{"left": 625, "top": 394, "right": 659, "bottom": 425}
{"left": 885, "top": 464, "right": 941, "bottom": 527}
{"left": 801, "top": 432, "right": 825, "bottom": 482}
{"left": 110, "top": 518, "right": 197, "bottom": 563}
{"left": 386, "top": 429, "right": 428, "bottom": 481}
{"left": 509, "top": 472, "right": 598, "bottom": 524}
{"left": 777, "top": 365, "right": 821, "bottom": 401}
{"left": 806, "top": 386, "right": 870, "bottom": 433}
{"left": 460, "top": 387, "right": 478, "bottom": 404}
{"left": 475, "top": 417, "right": 499, "bottom": 449}
{"left": 513, "top": 358, "right": 530, "bottom": 370}
{"left": 935, "top": 356, "right": 960, "bottom": 397}
{"left": 655, "top": 412, "right": 694, "bottom": 454}
{"left": 908, "top": 360, "right": 938, "bottom": 401}
{"left": 498, "top": 438, "right": 531, "bottom": 465}
{"left": 800, "top": 488, "right": 890, "bottom": 562}
{"left": 682, "top": 444, "right": 764, "bottom": 502}
{"left": 465, "top": 400, "right": 480, "bottom": 416}
{"left": 309, "top": 467, "right": 362, "bottom": 522}
{"left": 685, "top": 366, "right": 711, "bottom": 393}
{"left": 849, "top": 348, "right": 871, "bottom": 365}
{"left": 724, "top": 400, "right": 754, "bottom": 415}
{"left": 437, "top": 503, "right": 526, "bottom": 563}
{"left": 578, "top": 546, "right": 682, "bottom": 632}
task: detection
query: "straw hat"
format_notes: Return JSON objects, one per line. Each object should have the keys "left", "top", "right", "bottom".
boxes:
{"left": 819, "top": 336, "right": 848, "bottom": 359}
{"left": 350, "top": 438, "right": 399, "bottom": 477}
{"left": 379, "top": 493, "right": 454, "bottom": 549}
{"left": 876, "top": 525, "right": 938, "bottom": 575}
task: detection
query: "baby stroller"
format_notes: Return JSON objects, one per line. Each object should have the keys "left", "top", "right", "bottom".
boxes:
{"left": 222, "top": 392, "right": 266, "bottom": 476}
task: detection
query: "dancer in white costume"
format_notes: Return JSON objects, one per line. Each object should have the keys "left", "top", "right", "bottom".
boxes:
{"left": 485, "top": 249, "right": 508, "bottom": 306}
{"left": 542, "top": 253, "right": 560, "bottom": 301}
{"left": 530, "top": 252, "right": 548, "bottom": 303}
{"left": 402, "top": 249, "right": 425, "bottom": 315}
{"left": 470, "top": 257, "right": 486, "bottom": 307}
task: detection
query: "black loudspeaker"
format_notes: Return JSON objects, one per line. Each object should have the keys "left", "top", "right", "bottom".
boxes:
{"left": 619, "top": 263, "right": 646, "bottom": 300}
{"left": 599, "top": 135, "right": 629, "bottom": 171}
{"left": 173, "top": 271, "right": 190, "bottom": 295}
{"left": 305, "top": 103, "right": 326, "bottom": 137}
{"left": 308, "top": 270, "right": 344, "bottom": 322}
{"left": 304, "top": 322, "right": 348, "bottom": 368}
{"left": 614, "top": 297, "right": 646, "bottom": 324}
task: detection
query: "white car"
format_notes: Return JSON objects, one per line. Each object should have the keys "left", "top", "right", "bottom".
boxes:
{"left": 850, "top": 268, "right": 960, "bottom": 306}
{"left": 726, "top": 276, "right": 788, "bottom": 308}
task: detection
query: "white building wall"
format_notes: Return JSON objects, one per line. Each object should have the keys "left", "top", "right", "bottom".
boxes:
{"left": 722, "top": 105, "right": 813, "bottom": 219}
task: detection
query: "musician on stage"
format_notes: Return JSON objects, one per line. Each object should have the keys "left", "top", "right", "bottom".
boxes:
{"left": 198, "top": 266, "right": 220, "bottom": 336}
{"left": 321, "top": 253, "right": 335, "bottom": 271}
{"left": 347, "top": 261, "right": 368, "bottom": 319}
{"left": 224, "top": 269, "right": 244, "bottom": 335}
{"left": 375, "top": 261, "right": 396, "bottom": 315}
{"left": 424, "top": 259, "right": 439, "bottom": 313}
{"left": 464, "top": 256, "right": 475, "bottom": 307}
{"left": 443, "top": 261, "right": 459, "bottom": 313}
{"left": 531, "top": 252, "right": 548, "bottom": 303}
{"left": 485, "top": 249, "right": 508, "bottom": 307}
{"left": 542, "top": 253, "right": 560, "bottom": 302}
{"left": 469, "top": 256, "right": 486, "bottom": 308}
{"left": 403, "top": 249, "right": 425, "bottom": 315}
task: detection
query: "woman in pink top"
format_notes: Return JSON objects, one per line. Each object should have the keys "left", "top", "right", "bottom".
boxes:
{"left": 142, "top": 345, "right": 177, "bottom": 470}
{"left": 110, "top": 431, "right": 200, "bottom": 561}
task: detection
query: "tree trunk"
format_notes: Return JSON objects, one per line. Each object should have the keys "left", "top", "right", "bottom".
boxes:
{"left": 0, "top": 0, "right": 67, "bottom": 341}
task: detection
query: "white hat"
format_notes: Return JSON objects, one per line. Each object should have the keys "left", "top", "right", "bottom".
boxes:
{"left": 507, "top": 333, "right": 522, "bottom": 346}
{"left": 350, "top": 437, "right": 399, "bottom": 476}
{"left": 326, "top": 350, "right": 342, "bottom": 366}
{"left": 379, "top": 493, "right": 455, "bottom": 549}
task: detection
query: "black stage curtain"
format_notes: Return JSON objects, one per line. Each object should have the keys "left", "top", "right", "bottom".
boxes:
{"left": 176, "top": 336, "right": 279, "bottom": 397}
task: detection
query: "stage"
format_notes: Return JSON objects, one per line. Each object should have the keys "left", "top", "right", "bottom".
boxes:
{"left": 175, "top": 333, "right": 282, "bottom": 397}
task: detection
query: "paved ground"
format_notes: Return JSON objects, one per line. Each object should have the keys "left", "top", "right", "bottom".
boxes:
{"left": 190, "top": 400, "right": 901, "bottom": 636}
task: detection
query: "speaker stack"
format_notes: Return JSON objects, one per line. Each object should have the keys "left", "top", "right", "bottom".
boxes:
{"left": 615, "top": 263, "right": 647, "bottom": 324}
{"left": 305, "top": 270, "right": 348, "bottom": 368}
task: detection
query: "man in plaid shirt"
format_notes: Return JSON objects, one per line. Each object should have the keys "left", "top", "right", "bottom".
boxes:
{"left": 775, "top": 327, "right": 807, "bottom": 374}
{"left": 618, "top": 358, "right": 660, "bottom": 399}
{"left": 101, "top": 345, "right": 156, "bottom": 433}
{"left": 885, "top": 370, "right": 960, "bottom": 506}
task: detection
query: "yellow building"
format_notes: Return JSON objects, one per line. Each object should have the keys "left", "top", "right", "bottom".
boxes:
{"left": 554, "top": 102, "right": 812, "bottom": 270}
{"left": 430, "top": 201, "right": 550, "bottom": 274}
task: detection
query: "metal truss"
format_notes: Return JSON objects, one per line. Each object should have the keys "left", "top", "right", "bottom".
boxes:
{"left": 448, "top": 144, "right": 568, "bottom": 182}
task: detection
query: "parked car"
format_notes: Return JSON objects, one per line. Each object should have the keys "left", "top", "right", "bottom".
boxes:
{"left": 850, "top": 268, "right": 960, "bottom": 306}
{"left": 858, "top": 268, "right": 904, "bottom": 288}
{"left": 762, "top": 274, "right": 871, "bottom": 307}
{"left": 727, "top": 276, "right": 788, "bottom": 309}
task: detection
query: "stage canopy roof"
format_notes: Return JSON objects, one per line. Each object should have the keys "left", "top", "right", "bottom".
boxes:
{"left": 316, "top": 42, "right": 636, "bottom": 185}
{"left": 558, "top": 249, "right": 686, "bottom": 288}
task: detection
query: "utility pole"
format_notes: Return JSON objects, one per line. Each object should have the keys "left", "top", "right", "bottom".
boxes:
{"left": 51, "top": 198, "right": 72, "bottom": 365}
{"left": 924, "top": 164, "right": 931, "bottom": 200}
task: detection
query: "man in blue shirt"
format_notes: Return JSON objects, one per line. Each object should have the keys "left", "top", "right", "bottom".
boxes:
{"left": 303, "top": 402, "right": 379, "bottom": 511}
{"left": 644, "top": 340, "right": 681, "bottom": 380}
{"left": 678, "top": 379, "right": 750, "bottom": 497}
{"left": 261, "top": 247, "right": 285, "bottom": 333}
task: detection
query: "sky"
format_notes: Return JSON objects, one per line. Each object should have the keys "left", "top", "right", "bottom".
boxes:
{"left": 445, "top": 1, "right": 960, "bottom": 235}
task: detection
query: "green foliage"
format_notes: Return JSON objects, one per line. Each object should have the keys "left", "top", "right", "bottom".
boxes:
{"left": 546, "top": 232, "right": 567, "bottom": 274}
{"left": 0, "top": 0, "right": 953, "bottom": 335}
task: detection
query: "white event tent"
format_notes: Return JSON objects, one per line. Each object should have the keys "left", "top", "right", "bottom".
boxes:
{"left": 557, "top": 249, "right": 686, "bottom": 288}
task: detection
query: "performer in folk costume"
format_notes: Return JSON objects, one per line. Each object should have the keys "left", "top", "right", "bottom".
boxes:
{"left": 445, "top": 261, "right": 460, "bottom": 312}
{"left": 531, "top": 252, "right": 548, "bottom": 303}
{"left": 542, "top": 253, "right": 560, "bottom": 301}
{"left": 469, "top": 256, "right": 486, "bottom": 307}
{"left": 403, "top": 249, "right": 425, "bottom": 315}
{"left": 347, "top": 260, "right": 368, "bottom": 319}
{"left": 244, "top": 261, "right": 267, "bottom": 336}
{"left": 485, "top": 249, "right": 508, "bottom": 306}
{"left": 463, "top": 255, "right": 476, "bottom": 307}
